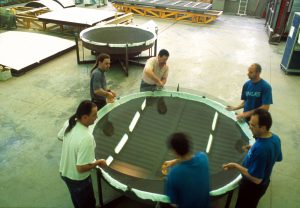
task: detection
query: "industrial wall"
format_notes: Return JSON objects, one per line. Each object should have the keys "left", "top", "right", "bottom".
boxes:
{"left": 212, "top": 0, "right": 268, "bottom": 17}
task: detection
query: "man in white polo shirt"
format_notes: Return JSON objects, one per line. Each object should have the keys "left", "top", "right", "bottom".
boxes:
{"left": 140, "top": 49, "right": 170, "bottom": 92}
{"left": 58, "top": 100, "right": 106, "bottom": 208}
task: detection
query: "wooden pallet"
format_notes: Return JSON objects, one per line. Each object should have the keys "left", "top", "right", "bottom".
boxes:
{"left": 14, "top": 7, "right": 49, "bottom": 30}
{"left": 112, "top": 3, "right": 222, "bottom": 24}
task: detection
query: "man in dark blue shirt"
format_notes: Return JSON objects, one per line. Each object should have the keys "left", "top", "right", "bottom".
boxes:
{"left": 223, "top": 109, "right": 282, "bottom": 208}
{"left": 227, "top": 63, "right": 272, "bottom": 121}
{"left": 162, "top": 133, "right": 210, "bottom": 208}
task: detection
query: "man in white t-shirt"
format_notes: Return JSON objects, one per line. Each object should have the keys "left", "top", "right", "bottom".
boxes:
{"left": 58, "top": 100, "right": 106, "bottom": 208}
{"left": 140, "top": 49, "right": 169, "bottom": 92}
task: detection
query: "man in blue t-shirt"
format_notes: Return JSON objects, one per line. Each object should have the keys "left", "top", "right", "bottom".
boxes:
{"left": 90, "top": 53, "right": 116, "bottom": 110}
{"left": 162, "top": 133, "right": 210, "bottom": 208}
{"left": 223, "top": 109, "right": 282, "bottom": 208}
{"left": 227, "top": 63, "right": 273, "bottom": 121}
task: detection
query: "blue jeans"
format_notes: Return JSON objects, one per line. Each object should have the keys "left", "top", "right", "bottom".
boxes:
{"left": 61, "top": 175, "right": 96, "bottom": 208}
{"left": 140, "top": 79, "right": 157, "bottom": 92}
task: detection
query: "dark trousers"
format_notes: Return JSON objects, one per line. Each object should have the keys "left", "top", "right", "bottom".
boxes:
{"left": 61, "top": 175, "right": 96, "bottom": 208}
{"left": 140, "top": 80, "right": 157, "bottom": 92}
{"left": 235, "top": 179, "right": 270, "bottom": 208}
{"left": 92, "top": 99, "right": 106, "bottom": 111}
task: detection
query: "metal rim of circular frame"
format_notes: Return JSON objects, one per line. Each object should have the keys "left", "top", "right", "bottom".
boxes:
{"left": 91, "top": 90, "right": 254, "bottom": 203}
{"left": 80, "top": 24, "right": 157, "bottom": 48}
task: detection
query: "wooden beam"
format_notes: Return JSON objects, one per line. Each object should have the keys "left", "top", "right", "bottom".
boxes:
{"left": 100, "top": 13, "right": 134, "bottom": 25}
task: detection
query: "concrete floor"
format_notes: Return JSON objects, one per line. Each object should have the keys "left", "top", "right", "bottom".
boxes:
{"left": 0, "top": 4, "right": 300, "bottom": 208}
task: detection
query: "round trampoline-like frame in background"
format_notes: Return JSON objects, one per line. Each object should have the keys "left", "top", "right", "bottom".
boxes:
{"left": 78, "top": 24, "right": 157, "bottom": 76}
{"left": 80, "top": 24, "right": 157, "bottom": 56}
{"left": 90, "top": 90, "right": 254, "bottom": 205}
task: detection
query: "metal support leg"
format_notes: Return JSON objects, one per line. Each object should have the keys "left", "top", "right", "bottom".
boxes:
{"left": 74, "top": 33, "right": 80, "bottom": 64}
{"left": 96, "top": 169, "right": 104, "bottom": 207}
{"left": 154, "top": 27, "right": 158, "bottom": 56}
{"left": 225, "top": 189, "right": 234, "bottom": 208}
{"left": 125, "top": 44, "right": 129, "bottom": 76}
{"left": 74, "top": 34, "right": 97, "bottom": 65}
